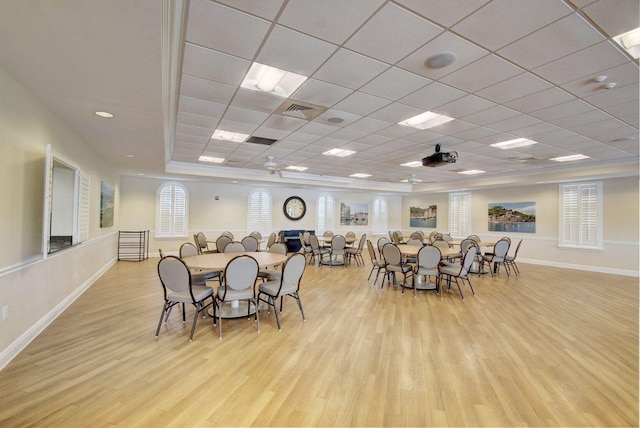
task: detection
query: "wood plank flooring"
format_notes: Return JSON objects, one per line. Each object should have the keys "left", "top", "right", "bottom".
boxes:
{"left": 0, "top": 257, "right": 637, "bottom": 427}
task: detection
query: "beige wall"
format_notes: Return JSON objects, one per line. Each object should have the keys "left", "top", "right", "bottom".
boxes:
{"left": 0, "top": 69, "right": 119, "bottom": 367}
{"left": 403, "top": 178, "right": 639, "bottom": 275}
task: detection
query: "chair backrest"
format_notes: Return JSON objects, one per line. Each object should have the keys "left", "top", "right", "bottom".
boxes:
{"left": 377, "top": 237, "right": 390, "bottom": 253}
{"left": 223, "top": 255, "right": 258, "bottom": 291}
{"left": 331, "top": 235, "right": 346, "bottom": 250}
{"left": 221, "top": 231, "right": 234, "bottom": 240}
{"left": 195, "top": 232, "right": 209, "bottom": 253}
{"left": 356, "top": 233, "right": 366, "bottom": 251}
{"left": 366, "top": 240, "right": 378, "bottom": 263}
{"left": 159, "top": 248, "right": 165, "bottom": 258}
{"left": 511, "top": 239, "right": 523, "bottom": 258}
{"left": 157, "top": 256, "right": 191, "bottom": 296}
{"left": 395, "top": 230, "right": 403, "bottom": 241}
{"left": 224, "top": 242, "right": 246, "bottom": 253}
{"left": 323, "top": 231, "right": 334, "bottom": 238}
{"left": 241, "top": 236, "right": 259, "bottom": 252}
{"left": 269, "top": 242, "right": 287, "bottom": 255}
{"left": 249, "top": 231, "right": 262, "bottom": 240}
{"left": 302, "top": 231, "right": 311, "bottom": 244}
{"left": 391, "top": 231, "right": 401, "bottom": 244}
{"left": 409, "top": 232, "right": 422, "bottom": 241}
{"left": 467, "top": 234, "right": 481, "bottom": 244}
{"left": 429, "top": 232, "right": 442, "bottom": 244}
{"left": 418, "top": 245, "right": 441, "bottom": 269}
{"left": 441, "top": 233, "right": 453, "bottom": 242}
{"left": 461, "top": 246, "right": 478, "bottom": 274}
{"left": 493, "top": 239, "right": 510, "bottom": 258}
{"left": 309, "top": 234, "right": 321, "bottom": 251}
{"left": 432, "top": 238, "right": 450, "bottom": 249}
{"left": 266, "top": 232, "right": 276, "bottom": 249}
{"left": 382, "top": 243, "right": 402, "bottom": 266}
{"left": 216, "top": 235, "right": 233, "bottom": 253}
{"left": 460, "top": 238, "right": 477, "bottom": 253}
{"left": 418, "top": 230, "right": 425, "bottom": 238}
{"left": 280, "top": 253, "right": 306, "bottom": 292}
{"left": 345, "top": 231, "right": 356, "bottom": 240}
{"left": 503, "top": 236, "right": 511, "bottom": 244}
{"left": 406, "top": 238, "right": 423, "bottom": 246}
{"left": 179, "top": 242, "right": 199, "bottom": 258}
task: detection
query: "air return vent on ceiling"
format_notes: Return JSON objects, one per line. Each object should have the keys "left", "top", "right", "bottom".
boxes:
{"left": 246, "top": 136, "right": 278, "bottom": 146}
{"left": 275, "top": 99, "right": 328, "bottom": 121}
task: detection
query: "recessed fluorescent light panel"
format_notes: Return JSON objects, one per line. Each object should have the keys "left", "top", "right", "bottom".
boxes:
{"left": 400, "top": 161, "right": 423, "bottom": 167}
{"left": 323, "top": 148, "right": 356, "bottom": 157}
{"left": 286, "top": 166, "right": 308, "bottom": 172}
{"left": 613, "top": 27, "right": 640, "bottom": 59}
{"left": 241, "top": 62, "right": 307, "bottom": 98}
{"left": 550, "top": 154, "right": 590, "bottom": 162}
{"left": 490, "top": 138, "right": 538, "bottom": 149}
{"left": 350, "top": 173, "right": 371, "bottom": 178}
{"left": 398, "top": 111, "right": 454, "bottom": 130}
{"left": 211, "top": 129, "right": 249, "bottom": 142}
{"left": 458, "top": 169, "right": 485, "bottom": 175}
{"left": 198, "top": 156, "right": 225, "bottom": 163}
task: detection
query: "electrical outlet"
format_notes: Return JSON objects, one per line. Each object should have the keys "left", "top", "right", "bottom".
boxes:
{"left": 2, "top": 306, "right": 8, "bottom": 321}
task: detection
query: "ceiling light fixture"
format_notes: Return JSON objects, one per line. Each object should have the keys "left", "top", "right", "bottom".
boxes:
{"left": 491, "top": 137, "right": 538, "bottom": 149}
{"left": 603, "top": 82, "right": 617, "bottom": 89}
{"left": 286, "top": 166, "right": 308, "bottom": 172}
{"left": 424, "top": 52, "right": 457, "bottom": 69}
{"left": 198, "top": 156, "right": 225, "bottom": 163}
{"left": 458, "top": 169, "right": 485, "bottom": 175}
{"left": 592, "top": 75, "right": 607, "bottom": 82}
{"left": 350, "top": 173, "right": 371, "bottom": 178}
{"left": 613, "top": 27, "right": 640, "bottom": 59}
{"left": 400, "top": 161, "right": 423, "bottom": 168}
{"left": 211, "top": 129, "right": 249, "bottom": 143}
{"left": 95, "top": 111, "right": 114, "bottom": 118}
{"left": 125, "top": 154, "right": 135, "bottom": 158}
{"left": 241, "top": 62, "right": 307, "bottom": 98}
{"left": 323, "top": 148, "right": 356, "bottom": 157}
{"left": 399, "top": 111, "right": 454, "bottom": 130}
{"left": 550, "top": 154, "right": 590, "bottom": 162}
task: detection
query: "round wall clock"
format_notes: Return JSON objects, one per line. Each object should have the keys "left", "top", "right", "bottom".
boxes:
{"left": 283, "top": 196, "right": 306, "bottom": 221}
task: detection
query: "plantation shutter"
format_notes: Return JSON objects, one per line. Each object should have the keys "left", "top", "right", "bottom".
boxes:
{"left": 559, "top": 182, "right": 602, "bottom": 249}
{"left": 372, "top": 197, "right": 388, "bottom": 234}
{"left": 449, "top": 192, "right": 471, "bottom": 237}
{"left": 247, "top": 190, "right": 271, "bottom": 235}
{"left": 316, "top": 194, "right": 335, "bottom": 234}
{"left": 156, "top": 183, "right": 188, "bottom": 237}
{"left": 78, "top": 171, "right": 90, "bottom": 242}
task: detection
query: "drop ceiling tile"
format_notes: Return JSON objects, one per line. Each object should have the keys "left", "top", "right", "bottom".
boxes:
{"left": 222, "top": 106, "right": 270, "bottom": 126}
{"left": 583, "top": 82, "right": 640, "bottom": 109}
{"left": 552, "top": 109, "right": 614, "bottom": 128}
{"left": 582, "top": 0, "right": 640, "bottom": 37}
{"left": 177, "top": 111, "right": 218, "bottom": 129}
{"left": 511, "top": 122, "right": 564, "bottom": 138}
{"left": 277, "top": 0, "right": 386, "bottom": 45}
{"left": 256, "top": 25, "right": 337, "bottom": 76}
{"left": 400, "top": 81, "right": 467, "bottom": 111}
{"left": 377, "top": 124, "right": 422, "bottom": 139}
{"left": 284, "top": 131, "right": 322, "bottom": 145}
{"left": 353, "top": 133, "right": 393, "bottom": 146}
{"left": 533, "top": 41, "right": 630, "bottom": 85}
{"left": 395, "top": 0, "right": 490, "bottom": 28}
{"left": 401, "top": 130, "right": 445, "bottom": 144}
{"left": 528, "top": 99, "right": 595, "bottom": 122}
{"left": 314, "top": 109, "right": 363, "bottom": 128}
{"left": 602, "top": 100, "right": 639, "bottom": 123}
{"left": 345, "top": 3, "right": 443, "bottom": 65}
{"left": 182, "top": 43, "right": 250, "bottom": 86}
{"left": 452, "top": 0, "right": 572, "bottom": 50}
{"left": 329, "top": 128, "right": 367, "bottom": 141}
{"left": 462, "top": 105, "right": 521, "bottom": 126}
{"left": 176, "top": 122, "right": 214, "bottom": 138}
{"left": 175, "top": 132, "right": 209, "bottom": 145}
{"left": 250, "top": 125, "right": 293, "bottom": 140}
{"left": 230, "top": 88, "right": 283, "bottom": 113}
{"left": 291, "top": 79, "right": 352, "bottom": 107}
{"left": 178, "top": 96, "right": 226, "bottom": 118}
{"left": 296, "top": 121, "right": 339, "bottom": 137}
{"left": 215, "top": 0, "right": 285, "bottom": 20}
{"left": 313, "top": 48, "right": 389, "bottom": 90}
{"left": 475, "top": 73, "right": 553, "bottom": 104}
{"left": 561, "top": 62, "right": 640, "bottom": 98}
{"left": 397, "top": 31, "right": 489, "bottom": 80}
{"left": 436, "top": 94, "right": 496, "bottom": 118}
{"left": 505, "top": 87, "right": 576, "bottom": 113}
{"left": 347, "top": 117, "right": 394, "bottom": 133}
{"left": 426, "top": 119, "right": 477, "bottom": 136}
{"left": 272, "top": 140, "right": 308, "bottom": 151}
{"left": 180, "top": 74, "right": 236, "bottom": 104}
{"left": 369, "top": 102, "right": 424, "bottom": 124}
{"left": 439, "top": 54, "right": 524, "bottom": 93}
{"left": 186, "top": 0, "right": 270, "bottom": 59}
{"left": 486, "top": 114, "right": 542, "bottom": 132}
{"left": 216, "top": 119, "right": 259, "bottom": 135}
{"left": 360, "top": 67, "right": 432, "bottom": 101}
{"left": 260, "top": 115, "right": 307, "bottom": 132}
{"left": 497, "top": 14, "right": 604, "bottom": 70}
{"left": 451, "top": 126, "right": 500, "bottom": 141}
{"left": 332, "top": 91, "right": 392, "bottom": 116}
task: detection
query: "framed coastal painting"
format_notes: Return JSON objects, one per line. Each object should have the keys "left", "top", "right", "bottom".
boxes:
{"left": 410, "top": 205, "right": 437, "bottom": 228}
{"left": 488, "top": 202, "right": 535, "bottom": 233}
{"left": 100, "top": 181, "right": 115, "bottom": 228}
{"left": 340, "top": 202, "right": 368, "bottom": 226}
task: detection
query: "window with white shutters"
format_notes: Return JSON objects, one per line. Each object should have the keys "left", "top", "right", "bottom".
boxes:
{"left": 449, "top": 192, "right": 471, "bottom": 237}
{"left": 247, "top": 190, "right": 271, "bottom": 236}
{"left": 559, "top": 182, "right": 602, "bottom": 249}
{"left": 372, "top": 196, "right": 388, "bottom": 234}
{"left": 316, "top": 194, "right": 335, "bottom": 234}
{"left": 156, "top": 182, "right": 188, "bottom": 237}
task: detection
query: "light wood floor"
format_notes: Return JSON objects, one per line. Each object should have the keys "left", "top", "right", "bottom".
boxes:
{"left": 0, "top": 256, "right": 637, "bottom": 427}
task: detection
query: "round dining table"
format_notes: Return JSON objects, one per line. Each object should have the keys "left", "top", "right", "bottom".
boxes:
{"left": 183, "top": 251, "right": 288, "bottom": 318}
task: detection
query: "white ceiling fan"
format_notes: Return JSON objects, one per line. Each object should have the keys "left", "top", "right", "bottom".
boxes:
{"left": 264, "top": 155, "right": 286, "bottom": 177}
{"left": 401, "top": 174, "right": 423, "bottom": 185}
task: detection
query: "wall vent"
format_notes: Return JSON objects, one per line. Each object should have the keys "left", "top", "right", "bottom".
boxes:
{"left": 275, "top": 99, "right": 327, "bottom": 121}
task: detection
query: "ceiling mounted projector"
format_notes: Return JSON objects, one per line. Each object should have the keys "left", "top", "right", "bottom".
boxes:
{"left": 422, "top": 144, "right": 458, "bottom": 167}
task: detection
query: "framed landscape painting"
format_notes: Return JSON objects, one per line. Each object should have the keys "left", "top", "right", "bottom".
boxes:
{"left": 488, "top": 202, "right": 535, "bottom": 233}
{"left": 340, "top": 202, "right": 368, "bottom": 226}
{"left": 100, "top": 181, "right": 114, "bottom": 228}
{"left": 410, "top": 205, "right": 437, "bottom": 228}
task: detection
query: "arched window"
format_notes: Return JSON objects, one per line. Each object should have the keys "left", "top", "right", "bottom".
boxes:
{"left": 156, "top": 182, "right": 188, "bottom": 237}
{"left": 247, "top": 189, "right": 272, "bottom": 236}
{"left": 372, "top": 196, "right": 388, "bottom": 234}
{"left": 316, "top": 193, "right": 335, "bottom": 234}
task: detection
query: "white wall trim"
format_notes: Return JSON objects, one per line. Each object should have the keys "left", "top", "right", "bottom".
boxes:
{"left": 0, "top": 256, "right": 117, "bottom": 371}
{"left": 518, "top": 258, "right": 639, "bottom": 278}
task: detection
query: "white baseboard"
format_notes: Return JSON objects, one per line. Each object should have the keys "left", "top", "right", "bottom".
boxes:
{"left": 519, "top": 258, "right": 639, "bottom": 277}
{"left": 0, "top": 257, "right": 117, "bottom": 371}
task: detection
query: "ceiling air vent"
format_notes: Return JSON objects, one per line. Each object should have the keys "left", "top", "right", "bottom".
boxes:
{"left": 275, "top": 99, "right": 328, "bottom": 121}
{"left": 246, "top": 136, "right": 278, "bottom": 146}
